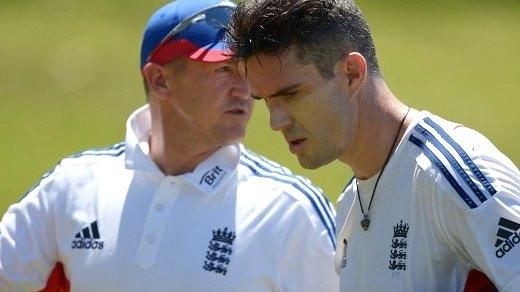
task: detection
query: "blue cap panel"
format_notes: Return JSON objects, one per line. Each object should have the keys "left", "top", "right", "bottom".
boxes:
{"left": 140, "top": 0, "right": 236, "bottom": 69}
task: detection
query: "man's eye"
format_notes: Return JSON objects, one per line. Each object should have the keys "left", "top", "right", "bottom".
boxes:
{"left": 251, "top": 93, "right": 263, "bottom": 100}
{"left": 284, "top": 92, "right": 297, "bottom": 99}
{"left": 216, "top": 66, "right": 233, "bottom": 73}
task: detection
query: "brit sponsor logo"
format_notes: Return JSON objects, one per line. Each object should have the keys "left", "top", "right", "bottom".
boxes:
{"left": 495, "top": 217, "right": 520, "bottom": 258}
{"left": 71, "top": 221, "right": 104, "bottom": 250}
{"left": 199, "top": 165, "right": 227, "bottom": 188}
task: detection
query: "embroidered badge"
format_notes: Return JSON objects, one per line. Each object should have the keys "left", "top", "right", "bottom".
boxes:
{"left": 203, "top": 227, "right": 236, "bottom": 275}
{"left": 388, "top": 220, "right": 409, "bottom": 271}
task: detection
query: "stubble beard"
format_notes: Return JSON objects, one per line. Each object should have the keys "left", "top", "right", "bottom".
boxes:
{"left": 297, "top": 147, "right": 338, "bottom": 170}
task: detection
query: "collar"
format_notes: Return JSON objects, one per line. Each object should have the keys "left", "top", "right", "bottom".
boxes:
{"left": 124, "top": 104, "right": 240, "bottom": 195}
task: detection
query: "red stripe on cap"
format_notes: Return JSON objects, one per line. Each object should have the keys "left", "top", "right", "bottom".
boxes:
{"left": 148, "top": 39, "right": 230, "bottom": 65}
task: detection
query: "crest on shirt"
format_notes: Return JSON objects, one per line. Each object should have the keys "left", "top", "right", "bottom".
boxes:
{"left": 203, "top": 227, "right": 236, "bottom": 276}
{"left": 388, "top": 220, "right": 409, "bottom": 271}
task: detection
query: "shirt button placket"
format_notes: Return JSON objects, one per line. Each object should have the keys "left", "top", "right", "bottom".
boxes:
{"left": 135, "top": 178, "right": 181, "bottom": 269}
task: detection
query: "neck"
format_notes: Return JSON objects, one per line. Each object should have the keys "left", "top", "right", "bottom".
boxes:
{"left": 342, "top": 80, "right": 414, "bottom": 179}
{"left": 148, "top": 101, "right": 220, "bottom": 176}
{"left": 150, "top": 135, "right": 219, "bottom": 176}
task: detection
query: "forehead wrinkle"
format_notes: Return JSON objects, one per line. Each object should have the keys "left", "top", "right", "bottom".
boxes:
{"left": 251, "top": 83, "right": 302, "bottom": 100}
{"left": 245, "top": 50, "right": 304, "bottom": 99}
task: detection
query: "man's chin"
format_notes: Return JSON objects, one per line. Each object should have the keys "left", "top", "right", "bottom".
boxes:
{"left": 297, "top": 155, "right": 323, "bottom": 170}
{"left": 297, "top": 153, "right": 335, "bottom": 170}
{"left": 218, "top": 132, "right": 246, "bottom": 147}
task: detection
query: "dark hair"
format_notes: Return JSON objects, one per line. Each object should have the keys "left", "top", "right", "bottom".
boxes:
{"left": 227, "top": 0, "right": 381, "bottom": 79}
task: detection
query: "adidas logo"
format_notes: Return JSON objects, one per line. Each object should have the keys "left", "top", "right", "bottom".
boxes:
{"left": 494, "top": 217, "right": 520, "bottom": 258}
{"left": 71, "top": 221, "right": 105, "bottom": 250}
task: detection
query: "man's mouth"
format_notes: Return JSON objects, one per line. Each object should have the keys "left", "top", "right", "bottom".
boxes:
{"left": 287, "top": 138, "right": 307, "bottom": 153}
{"left": 225, "top": 108, "right": 247, "bottom": 115}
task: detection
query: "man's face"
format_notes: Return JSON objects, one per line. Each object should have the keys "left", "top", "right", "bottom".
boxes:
{"left": 165, "top": 59, "right": 253, "bottom": 149}
{"left": 242, "top": 50, "right": 358, "bottom": 169}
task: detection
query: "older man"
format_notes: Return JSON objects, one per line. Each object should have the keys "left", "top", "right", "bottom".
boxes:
{"left": 0, "top": 1, "right": 338, "bottom": 291}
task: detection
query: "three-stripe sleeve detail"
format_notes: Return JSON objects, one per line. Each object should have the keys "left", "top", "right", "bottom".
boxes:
{"left": 423, "top": 118, "right": 497, "bottom": 195}
{"left": 409, "top": 135, "right": 478, "bottom": 209}
{"left": 409, "top": 118, "right": 496, "bottom": 209}
{"left": 241, "top": 148, "right": 336, "bottom": 228}
{"left": 414, "top": 124, "right": 488, "bottom": 203}
{"left": 20, "top": 142, "right": 126, "bottom": 201}
{"left": 242, "top": 148, "right": 336, "bottom": 220}
{"left": 239, "top": 148, "right": 337, "bottom": 249}
{"left": 69, "top": 141, "right": 126, "bottom": 158}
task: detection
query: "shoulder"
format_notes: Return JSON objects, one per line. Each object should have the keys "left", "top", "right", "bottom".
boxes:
{"left": 5, "top": 142, "right": 127, "bottom": 221}
{"left": 51, "top": 141, "right": 125, "bottom": 180}
{"left": 407, "top": 113, "right": 520, "bottom": 210}
{"left": 60, "top": 141, "right": 126, "bottom": 168}
{"left": 237, "top": 145, "right": 337, "bottom": 248}
{"left": 237, "top": 145, "right": 330, "bottom": 205}
{"left": 22, "top": 142, "right": 126, "bottom": 200}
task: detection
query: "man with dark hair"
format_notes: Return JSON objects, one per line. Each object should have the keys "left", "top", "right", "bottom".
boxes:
{"left": 227, "top": 0, "right": 520, "bottom": 290}
{"left": 0, "top": 0, "right": 339, "bottom": 291}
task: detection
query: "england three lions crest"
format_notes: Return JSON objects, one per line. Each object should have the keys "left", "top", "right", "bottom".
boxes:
{"left": 389, "top": 220, "right": 410, "bottom": 271}
{"left": 203, "top": 227, "right": 236, "bottom": 276}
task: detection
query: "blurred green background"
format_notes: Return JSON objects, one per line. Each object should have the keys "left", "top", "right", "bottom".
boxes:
{"left": 1, "top": 0, "right": 519, "bottom": 214}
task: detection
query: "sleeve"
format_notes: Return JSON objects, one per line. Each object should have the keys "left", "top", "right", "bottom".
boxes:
{"left": 279, "top": 202, "right": 339, "bottom": 292}
{"left": 433, "top": 127, "right": 520, "bottom": 291}
{"left": 0, "top": 167, "right": 61, "bottom": 291}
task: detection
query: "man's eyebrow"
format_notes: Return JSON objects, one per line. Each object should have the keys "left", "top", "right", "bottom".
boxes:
{"left": 251, "top": 84, "right": 302, "bottom": 100}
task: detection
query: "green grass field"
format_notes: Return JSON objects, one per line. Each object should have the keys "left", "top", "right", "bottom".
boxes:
{"left": 1, "top": 0, "right": 519, "bottom": 214}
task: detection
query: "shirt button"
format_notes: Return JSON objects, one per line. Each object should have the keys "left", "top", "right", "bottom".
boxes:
{"left": 154, "top": 203, "right": 165, "bottom": 213}
{"left": 146, "top": 234, "right": 156, "bottom": 244}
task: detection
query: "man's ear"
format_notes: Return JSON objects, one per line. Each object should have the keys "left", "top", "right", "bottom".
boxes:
{"left": 337, "top": 52, "right": 367, "bottom": 95}
{"left": 142, "top": 63, "right": 170, "bottom": 100}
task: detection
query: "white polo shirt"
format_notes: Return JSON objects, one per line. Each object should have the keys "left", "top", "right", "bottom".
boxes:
{"left": 0, "top": 105, "right": 338, "bottom": 292}
{"left": 336, "top": 111, "right": 520, "bottom": 291}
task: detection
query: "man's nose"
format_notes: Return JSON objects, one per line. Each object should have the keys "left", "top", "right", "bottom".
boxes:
{"left": 229, "top": 70, "right": 250, "bottom": 100}
{"left": 269, "top": 103, "right": 292, "bottom": 132}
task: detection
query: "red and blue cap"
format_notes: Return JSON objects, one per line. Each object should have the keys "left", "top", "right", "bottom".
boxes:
{"left": 140, "top": 0, "right": 236, "bottom": 70}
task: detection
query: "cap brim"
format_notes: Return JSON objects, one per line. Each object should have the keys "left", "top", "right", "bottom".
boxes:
{"left": 148, "top": 39, "right": 230, "bottom": 66}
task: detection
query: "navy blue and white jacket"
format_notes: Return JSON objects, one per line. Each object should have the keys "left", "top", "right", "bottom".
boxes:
{"left": 0, "top": 105, "right": 338, "bottom": 292}
{"left": 336, "top": 111, "right": 520, "bottom": 291}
